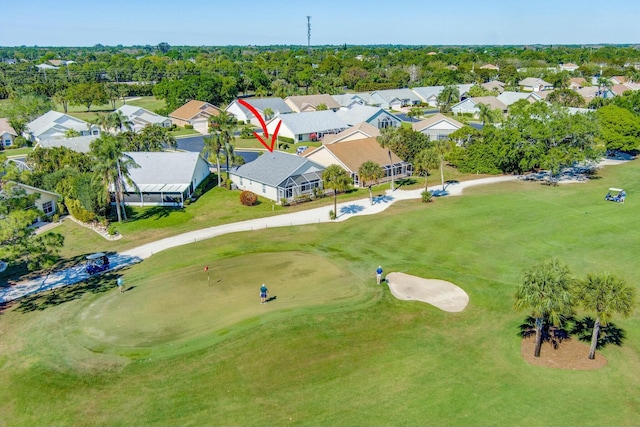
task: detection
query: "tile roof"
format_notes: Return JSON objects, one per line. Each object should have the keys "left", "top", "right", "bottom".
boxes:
{"left": 0, "top": 118, "right": 17, "bottom": 136}
{"left": 412, "top": 113, "right": 463, "bottom": 132}
{"left": 519, "top": 77, "right": 552, "bottom": 88}
{"left": 318, "top": 137, "right": 405, "bottom": 172}
{"left": 285, "top": 94, "right": 340, "bottom": 111}
{"left": 170, "top": 100, "right": 221, "bottom": 121}
{"left": 469, "top": 97, "right": 508, "bottom": 111}
{"left": 230, "top": 150, "right": 324, "bottom": 187}
{"left": 322, "top": 122, "right": 380, "bottom": 144}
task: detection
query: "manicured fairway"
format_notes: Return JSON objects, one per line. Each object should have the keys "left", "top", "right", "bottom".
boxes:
{"left": 1, "top": 161, "right": 639, "bottom": 426}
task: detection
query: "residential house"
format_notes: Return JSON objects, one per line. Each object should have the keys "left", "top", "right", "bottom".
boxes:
{"left": 284, "top": 94, "right": 341, "bottom": 113}
{"left": 576, "top": 86, "right": 615, "bottom": 103}
{"left": 559, "top": 63, "right": 580, "bottom": 72}
{"left": 266, "top": 110, "right": 348, "bottom": 143}
{"left": 611, "top": 84, "right": 632, "bottom": 97}
{"left": 369, "top": 89, "right": 422, "bottom": 110}
{"left": 226, "top": 97, "right": 292, "bottom": 126}
{"left": 303, "top": 137, "right": 410, "bottom": 188}
{"left": 610, "top": 76, "right": 628, "bottom": 85}
{"left": 11, "top": 183, "right": 60, "bottom": 218}
{"left": 568, "top": 77, "right": 588, "bottom": 90}
{"left": 169, "top": 100, "right": 221, "bottom": 134}
{"left": 229, "top": 150, "right": 325, "bottom": 203}
{"left": 480, "top": 64, "right": 499, "bottom": 71}
{"left": 334, "top": 104, "right": 402, "bottom": 129}
{"left": 496, "top": 91, "right": 542, "bottom": 107}
{"left": 481, "top": 80, "right": 506, "bottom": 93}
{"left": 35, "top": 135, "right": 98, "bottom": 153}
{"left": 519, "top": 77, "right": 553, "bottom": 92}
{"left": 0, "top": 118, "right": 18, "bottom": 147}
{"left": 331, "top": 93, "right": 369, "bottom": 108}
{"left": 412, "top": 114, "right": 463, "bottom": 141}
{"left": 117, "top": 151, "right": 210, "bottom": 207}
{"left": 412, "top": 86, "right": 444, "bottom": 107}
{"left": 36, "top": 63, "right": 59, "bottom": 70}
{"left": 322, "top": 122, "right": 380, "bottom": 144}
{"left": 451, "top": 97, "right": 507, "bottom": 117}
{"left": 115, "top": 105, "right": 171, "bottom": 132}
{"left": 25, "top": 111, "right": 99, "bottom": 143}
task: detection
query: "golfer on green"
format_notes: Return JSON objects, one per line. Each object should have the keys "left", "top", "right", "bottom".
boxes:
{"left": 376, "top": 265, "right": 383, "bottom": 285}
{"left": 260, "top": 284, "right": 268, "bottom": 304}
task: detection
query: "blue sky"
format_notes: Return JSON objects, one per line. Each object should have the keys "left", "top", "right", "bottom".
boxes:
{"left": 2, "top": 0, "right": 639, "bottom": 47}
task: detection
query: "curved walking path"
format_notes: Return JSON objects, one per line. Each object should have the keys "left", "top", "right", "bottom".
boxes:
{"left": 0, "top": 175, "right": 521, "bottom": 304}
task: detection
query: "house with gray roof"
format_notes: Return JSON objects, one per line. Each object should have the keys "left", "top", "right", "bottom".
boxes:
{"left": 519, "top": 77, "right": 553, "bottom": 92}
{"left": 496, "top": 91, "right": 542, "bottom": 107}
{"left": 370, "top": 89, "right": 421, "bottom": 110}
{"left": 332, "top": 93, "right": 369, "bottom": 108}
{"left": 116, "top": 105, "right": 171, "bottom": 132}
{"left": 117, "top": 151, "right": 210, "bottom": 207}
{"left": 25, "top": 111, "right": 100, "bottom": 143}
{"left": 266, "top": 110, "right": 348, "bottom": 143}
{"left": 412, "top": 86, "right": 444, "bottom": 106}
{"left": 451, "top": 97, "right": 507, "bottom": 117}
{"left": 226, "top": 97, "right": 292, "bottom": 127}
{"left": 228, "top": 151, "right": 325, "bottom": 203}
{"left": 334, "top": 104, "right": 402, "bottom": 129}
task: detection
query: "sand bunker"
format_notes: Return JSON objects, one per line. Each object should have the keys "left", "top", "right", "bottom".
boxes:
{"left": 385, "top": 272, "right": 469, "bottom": 312}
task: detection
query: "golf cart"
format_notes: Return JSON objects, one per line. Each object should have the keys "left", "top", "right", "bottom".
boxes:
{"left": 605, "top": 188, "right": 626, "bottom": 203}
{"left": 86, "top": 252, "right": 110, "bottom": 275}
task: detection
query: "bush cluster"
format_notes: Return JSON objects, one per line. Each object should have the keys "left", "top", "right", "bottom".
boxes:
{"left": 240, "top": 190, "right": 258, "bottom": 206}
{"left": 66, "top": 198, "right": 96, "bottom": 222}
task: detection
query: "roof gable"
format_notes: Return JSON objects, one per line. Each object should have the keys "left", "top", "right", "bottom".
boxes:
{"left": 170, "top": 100, "right": 221, "bottom": 120}
{"left": 412, "top": 113, "right": 463, "bottom": 132}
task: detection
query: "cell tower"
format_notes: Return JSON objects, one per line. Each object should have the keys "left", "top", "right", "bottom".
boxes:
{"left": 307, "top": 16, "right": 311, "bottom": 54}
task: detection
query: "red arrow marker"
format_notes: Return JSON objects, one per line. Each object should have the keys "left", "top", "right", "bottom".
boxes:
{"left": 238, "top": 99, "right": 281, "bottom": 152}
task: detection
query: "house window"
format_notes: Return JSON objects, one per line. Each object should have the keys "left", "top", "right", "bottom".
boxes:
{"left": 262, "top": 184, "right": 266, "bottom": 193}
{"left": 42, "top": 201, "right": 55, "bottom": 216}
{"left": 378, "top": 117, "right": 393, "bottom": 129}
{"left": 92, "top": 130, "right": 99, "bottom": 135}
{"left": 298, "top": 135, "right": 303, "bottom": 142}
{"left": 239, "top": 177, "right": 243, "bottom": 185}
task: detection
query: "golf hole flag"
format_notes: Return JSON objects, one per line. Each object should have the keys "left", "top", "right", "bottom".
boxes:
{"left": 204, "top": 266, "right": 209, "bottom": 272}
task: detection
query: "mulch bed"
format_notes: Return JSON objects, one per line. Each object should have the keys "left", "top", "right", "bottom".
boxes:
{"left": 520, "top": 336, "right": 607, "bottom": 370}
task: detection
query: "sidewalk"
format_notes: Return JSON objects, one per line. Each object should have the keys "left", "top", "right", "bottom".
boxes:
{"left": 1, "top": 176, "right": 516, "bottom": 303}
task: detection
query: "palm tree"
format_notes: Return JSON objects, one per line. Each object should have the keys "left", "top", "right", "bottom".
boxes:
{"left": 203, "top": 133, "right": 224, "bottom": 187}
{"left": 413, "top": 148, "right": 439, "bottom": 190}
{"left": 108, "top": 110, "right": 133, "bottom": 133}
{"left": 574, "top": 273, "right": 636, "bottom": 360}
{"left": 514, "top": 258, "right": 574, "bottom": 357}
{"left": 322, "top": 164, "right": 350, "bottom": 220}
{"left": 358, "top": 160, "right": 384, "bottom": 205}
{"left": 210, "top": 111, "right": 236, "bottom": 185}
{"left": 263, "top": 107, "right": 274, "bottom": 121}
{"left": 436, "top": 85, "right": 460, "bottom": 113}
{"left": 477, "top": 103, "right": 497, "bottom": 126}
{"left": 432, "top": 138, "right": 452, "bottom": 191}
{"left": 90, "top": 134, "right": 139, "bottom": 222}
{"left": 376, "top": 127, "right": 398, "bottom": 190}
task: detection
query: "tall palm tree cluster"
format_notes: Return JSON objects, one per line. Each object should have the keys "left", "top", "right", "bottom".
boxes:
{"left": 514, "top": 258, "right": 636, "bottom": 360}
{"left": 204, "top": 111, "right": 243, "bottom": 188}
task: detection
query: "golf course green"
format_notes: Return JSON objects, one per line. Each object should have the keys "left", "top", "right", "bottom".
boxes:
{"left": 1, "top": 160, "right": 639, "bottom": 426}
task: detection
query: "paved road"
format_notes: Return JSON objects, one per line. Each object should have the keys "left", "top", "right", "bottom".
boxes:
{"left": 0, "top": 176, "right": 518, "bottom": 304}
{"left": 176, "top": 135, "right": 260, "bottom": 165}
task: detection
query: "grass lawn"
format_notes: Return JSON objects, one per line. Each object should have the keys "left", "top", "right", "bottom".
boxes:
{"left": 1, "top": 161, "right": 640, "bottom": 425}
{"left": 2, "top": 146, "right": 34, "bottom": 156}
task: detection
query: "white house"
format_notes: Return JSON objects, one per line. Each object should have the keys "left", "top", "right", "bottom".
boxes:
{"left": 25, "top": 111, "right": 99, "bottom": 143}
{"left": 334, "top": 104, "right": 402, "bottom": 129}
{"left": 35, "top": 135, "right": 98, "bottom": 153}
{"left": 266, "top": 110, "right": 348, "bottom": 143}
{"left": 226, "top": 97, "right": 292, "bottom": 126}
{"left": 11, "top": 183, "right": 60, "bottom": 218}
{"left": 116, "top": 105, "right": 171, "bottom": 132}
{"left": 412, "top": 114, "right": 463, "bottom": 140}
{"left": 369, "top": 89, "right": 422, "bottom": 110}
{"left": 0, "top": 118, "right": 18, "bottom": 147}
{"left": 229, "top": 151, "right": 325, "bottom": 203}
{"left": 451, "top": 97, "right": 507, "bottom": 117}
{"left": 496, "top": 91, "right": 543, "bottom": 107}
{"left": 169, "top": 100, "right": 221, "bottom": 134}
{"left": 559, "top": 63, "right": 580, "bottom": 72}
{"left": 519, "top": 77, "right": 554, "bottom": 92}
{"left": 412, "top": 86, "right": 445, "bottom": 107}
{"left": 117, "top": 151, "right": 210, "bottom": 207}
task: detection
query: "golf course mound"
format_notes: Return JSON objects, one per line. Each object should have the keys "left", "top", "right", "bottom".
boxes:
{"left": 74, "top": 251, "right": 366, "bottom": 356}
{"left": 385, "top": 272, "right": 469, "bottom": 312}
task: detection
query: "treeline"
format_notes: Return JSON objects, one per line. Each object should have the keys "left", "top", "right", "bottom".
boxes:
{"left": 3, "top": 44, "right": 640, "bottom": 111}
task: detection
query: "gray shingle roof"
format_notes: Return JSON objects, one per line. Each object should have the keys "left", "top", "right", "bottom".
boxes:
{"left": 37, "top": 135, "right": 98, "bottom": 153}
{"left": 27, "top": 111, "right": 89, "bottom": 137}
{"left": 230, "top": 151, "right": 324, "bottom": 187}
{"left": 334, "top": 104, "right": 396, "bottom": 126}
{"left": 233, "top": 97, "right": 292, "bottom": 116}
{"left": 123, "top": 151, "right": 204, "bottom": 192}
